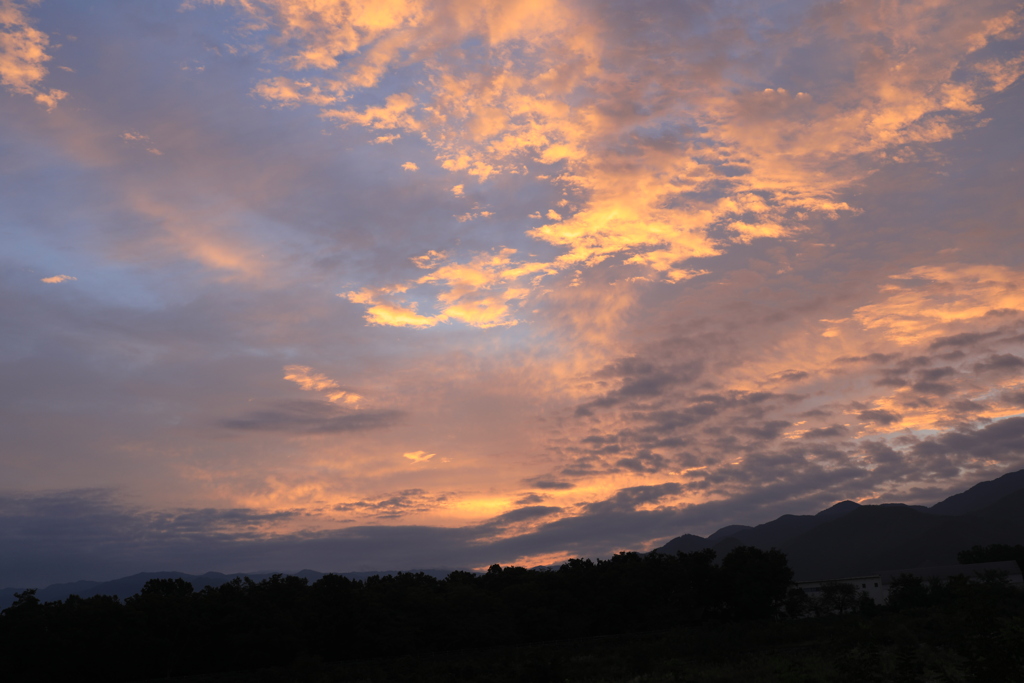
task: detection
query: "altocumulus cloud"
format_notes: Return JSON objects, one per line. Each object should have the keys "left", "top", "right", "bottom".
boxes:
{"left": 1, "top": 0, "right": 1023, "bottom": 588}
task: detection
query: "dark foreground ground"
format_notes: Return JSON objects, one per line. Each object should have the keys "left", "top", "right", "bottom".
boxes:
{"left": 6, "top": 549, "right": 1022, "bottom": 682}
{"left": 153, "top": 603, "right": 1023, "bottom": 683}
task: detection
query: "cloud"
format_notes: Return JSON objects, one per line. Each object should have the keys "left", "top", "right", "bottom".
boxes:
{"left": 615, "top": 451, "right": 670, "bottom": 474}
{"left": 582, "top": 483, "right": 683, "bottom": 514}
{"left": 401, "top": 161, "right": 418, "bottom": 171}
{"left": 283, "top": 365, "right": 361, "bottom": 404}
{"left": 575, "top": 358, "right": 703, "bottom": 416}
{"left": 333, "top": 489, "right": 449, "bottom": 519}
{"left": 220, "top": 400, "right": 402, "bottom": 433}
{"left": 0, "top": 0, "right": 66, "bottom": 109}
{"left": 186, "top": 1, "right": 1013, "bottom": 327}
{"left": 858, "top": 409, "right": 903, "bottom": 426}
{"left": 801, "top": 425, "right": 850, "bottom": 439}
{"left": 528, "top": 480, "right": 575, "bottom": 491}
{"left": 402, "top": 450, "right": 435, "bottom": 463}
{"left": 973, "top": 354, "right": 1024, "bottom": 373}
{"left": 4, "top": 0, "right": 1024, "bottom": 593}
{"left": 514, "top": 493, "right": 545, "bottom": 505}
{"left": 40, "top": 274, "right": 76, "bottom": 283}
{"left": 486, "top": 505, "right": 561, "bottom": 526}
{"left": 930, "top": 331, "right": 1002, "bottom": 349}
{"left": 345, "top": 247, "right": 537, "bottom": 328}
{"left": 853, "top": 265, "right": 1024, "bottom": 345}
{"left": 739, "top": 420, "right": 792, "bottom": 440}
{"left": 0, "top": 484, "right": 723, "bottom": 586}
{"left": 912, "top": 416, "right": 1024, "bottom": 461}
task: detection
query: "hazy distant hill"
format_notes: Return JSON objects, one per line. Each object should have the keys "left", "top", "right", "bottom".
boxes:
{"left": 0, "top": 568, "right": 460, "bottom": 610}
{"left": 655, "top": 469, "right": 1024, "bottom": 579}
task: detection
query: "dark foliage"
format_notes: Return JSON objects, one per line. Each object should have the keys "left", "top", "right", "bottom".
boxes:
{"left": 959, "top": 543, "right": 1024, "bottom": 573}
{"left": 3, "top": 545, "right": 1023, "bottom": 682}
{"left": 0, "top": 546, "right": 793, "bottom": 681}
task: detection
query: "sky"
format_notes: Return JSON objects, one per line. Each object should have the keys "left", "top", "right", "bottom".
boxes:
{"left": 2, "top": 0, "right": 1024, "bottom": 587}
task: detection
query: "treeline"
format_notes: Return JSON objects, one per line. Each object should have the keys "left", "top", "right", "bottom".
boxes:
{"left": 0, "top": 547, "right": 791, "bottom": 681}
{"left": 4, "top": 545, "right": 1022, "bottom": 682}
{"left": 959, "top": 543, "right": 1024, "bottom": 572}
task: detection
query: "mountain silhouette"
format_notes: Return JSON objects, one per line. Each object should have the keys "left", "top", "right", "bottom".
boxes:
{"left": 656, "top": 469, "right": 1024, "bottom": 579}
{"left": 928, "top": 469, "right": 1024, "bottom": 516}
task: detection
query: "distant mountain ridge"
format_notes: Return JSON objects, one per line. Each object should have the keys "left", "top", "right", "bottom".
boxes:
{"left": 655, "top": 469, "right": 1024, "bottom": 580}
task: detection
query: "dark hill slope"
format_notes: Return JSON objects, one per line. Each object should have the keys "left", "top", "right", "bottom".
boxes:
{"left": 729, "top": 501, "right": 862, "bottom": 549}
{"left": 655, "top": 500, "right": 862, "bottom": 556}
{"left": 657, "top": 533, "right": 712, "bottom": 554}
{"left": 929, "top": 468, "right": 1024, "bottom": 516}
{"left": 706, "top": 524, "right": 752, "bottom": 543}
{"left": 654, "top": 469, "right": 1024, "bottom": 575}
{"left": 971, "top": 486, "right": 1024, "bottom": 520}
{"left": 781, "top": 502, "right": 1024, "bottom": 580}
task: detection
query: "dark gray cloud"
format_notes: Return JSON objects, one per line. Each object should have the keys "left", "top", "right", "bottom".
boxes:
{"left": 1003, "top": 391, "right": 1024, "bottom": 407}
{"left": 615, "top": 450, "right": 670, "bottom": 473}
{"left": 911, "top": 381, "right": 956, "bottom": 396}
{"left": 858, "top": 409, "right": 902, "bottom": 425}
{"left": 332, "top": 489, "right": 450, "bottom": 519}
{"left": 220, "top": 401, "right": 403, "bottom": 433}
{"left": 911, "top": 417, "right": 1024, "bottom": 462}
{"left": 801, "top": 425, "right": 849, "bottom": 439}
{"left": 776, "top": 370, "right": 810, "bottom": 382}
{"left": 487, "top": 505, "right": 562, "bottom": 525}
{"left": 575, "top": 359, "right": 703, "bottom": 416}
{"left": 528, "top": 480, "right": 576, "bottom": 490}
{"left": 947, "top": 399, "right": 987, "bottom": 414}
{"left": 973, "top": 354, "right": 1024, "bottom": 373}
{"left": 581, "top": 483, "right": 684, "bottom": 514}
{"left": 514, "top": 493, "right": 546, "bottom": 505}
{"left": 739, "top": 420, "right": 792, "bottom": 439}
{"left": 917, "top": 366, "right": 956, "bottom": 382}
{"left": 929, "top": 331, "right": 1001, "bottom": 349}
{"left": 836, "top": 353, "right": 899, "bottom": 364}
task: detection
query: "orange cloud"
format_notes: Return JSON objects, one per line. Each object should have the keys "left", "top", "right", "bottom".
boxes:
{"left": 343, "top": 290, "right": 441, "bottom": 328}
{"left": 40, "top": 274, "right": 76, "bottom": 283}
{"left": 853, "top": 265, "right": 1024, "bottom": 345}
{"left": 205, "top": 0, "right": 1023, "bottom": 329}
{"left": 283, "top": 365, "right": 362, "bottom": 405}
{"left": 0, "top": 0, "right": 67, "bottom": 109}
{"left": 402, "top": 450, "right": 435, "bottom": 463}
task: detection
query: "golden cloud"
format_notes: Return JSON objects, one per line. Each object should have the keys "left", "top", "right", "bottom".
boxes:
{"left": 402, "top": 449, "right": 435, "bottom": 463}
{"left": 202, "top": 0, "right": 1023, "bottom": 328}
{"left": 854, "top": 264, "right": 1024, "bottom": 345}
{"left": 283, "top": 365, "right": 362, "bottom": 404}
{"left": 40, "top": 274, "right": 76, "bottom": 283}
{"left": 0, "top": 0, "right": 66, "bottom": 109}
